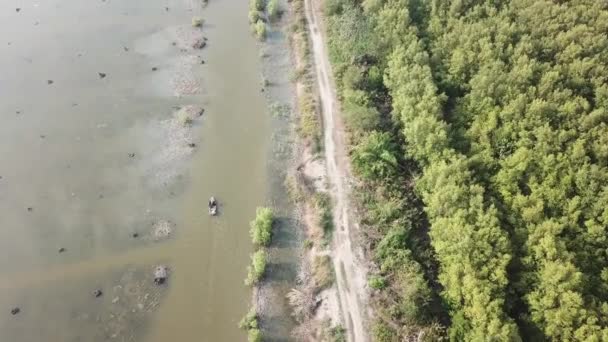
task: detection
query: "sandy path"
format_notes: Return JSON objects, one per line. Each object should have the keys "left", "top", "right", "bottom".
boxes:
{"left": 303, "top": 0, "right": 369, "bottom": 341}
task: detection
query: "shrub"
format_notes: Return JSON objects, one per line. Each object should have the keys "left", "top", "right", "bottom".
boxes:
{"left": 239, "top": 307, "right": 262, "bottom": 342}
{"left": 343, "top": 101, "right": 380, "bottom": 133}
{"left": 254, "top": 20, "right": 267, "bottom": 41}
{"left": 321, "top": 320, "right": 347, "bottom": 342}
{"left": 287, "top": 287, "right": 316, "bottom": 322}
{"left": 341, "top": 65, "right": 364, "bottom": 90}
{"left": 324, "top": 0, "right": 344, "bottom": 16}
{"left": 372, "top": 321, "right": 397, "bottom": 342}
{"left": 248, "top": 328, "right": 262, "bottom": 342}
{"left": 328, "top": 325, "right": 347, "bottom": 342}
{"left": 260, "top": 76, "right": 269, "bottom": 87}
{"left": 250, "top": 207, "right": 274, "bottom": 246}
{"left": 245, "top": 249, "right": 268, "bottom": 286}
{"left": 269, "top": 102, "right": 290, "bottom": 118}
{"left": 267, "top": 0, "right": 281, "bottom": 21}
{"left": 351, "top": 131, "right": 399, "bottom": 181}
{"left": 312, "top": 255, "right": 334, "bottom": 291}
{"left": 191, "top": 16, "right": 203, "bottom": 27}
{"left": 248, "top": 10, "right": 261, "bottom": 24}
{"left": 251, "top": 0, "right": 265, "bottom": 11}
{"left": 176, "top": 108, "right": 194, "bottom": 126}
{"left": 239, "top": 308, "right": 259, "bottom": 330}
{"left": 314, "top": 193, "right": 333, "bottom": 240}
{"left": 290, "top": 67, "right": 307, "bottom": 82}
{"left": 303, "top": 239, "right": 313, "bottom": 249}
{"left": 368, "top": 275, "right": 386, "bottom": 290}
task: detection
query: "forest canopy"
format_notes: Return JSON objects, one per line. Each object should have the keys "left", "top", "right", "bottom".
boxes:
{"left": 324, "top": 0, "right": 608, "bottom": 340}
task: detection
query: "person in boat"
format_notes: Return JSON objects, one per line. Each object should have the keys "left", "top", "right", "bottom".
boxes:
{"left": 208, "top": 196, "right": 218, "bottom": 216}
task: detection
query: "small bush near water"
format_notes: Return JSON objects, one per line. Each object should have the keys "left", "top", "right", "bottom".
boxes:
{"left": 245, "top": 249, "right": 268, "bottom": 286}
{"left": 191, "top": 16, "right": 203, "bottom": 27}
{"left": 267, "top": 0, "right": 281, "bottom": 21}
{"left": 250, "top": 207, "right": 274, "bottom": 246}
{"left": 250, "top": 0, "right": 265, "bottom": 11}
{"left": 239, "top": 308, "right": 262, "bottom": 342}
{"left": 176, "top": 108, "right": 194, "bottom": 126}
{"left": 248, "top": 329, "right": 262, "bottom": 342}
{"left": 248, "top": 10, "right": 261, "bottom": 24}
{"left": 314, "top": 193, "right": 333, "bottom": 243}
{"left": 254, "top": 20, "right": 267, "bottom": 41}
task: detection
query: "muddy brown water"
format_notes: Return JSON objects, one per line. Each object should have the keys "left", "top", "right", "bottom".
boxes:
{"left": 0, "top": 0, "right": 272, "bottom": 340}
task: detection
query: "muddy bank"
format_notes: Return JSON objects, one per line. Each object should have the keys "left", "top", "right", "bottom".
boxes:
{"left": 240, "top": 0, "right": 304, "bottom": 341}
{"left": 256, "top": 0, "right": 370, "bottom": 340}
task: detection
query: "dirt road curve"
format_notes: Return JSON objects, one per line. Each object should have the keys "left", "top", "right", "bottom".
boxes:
{"left": 303, "top": 0, "right": 369, "bottom": 341}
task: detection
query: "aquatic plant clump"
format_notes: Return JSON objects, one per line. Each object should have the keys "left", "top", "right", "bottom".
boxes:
{"left": 245, "top": 249, "right": 268, "bottom": 286}
{"left": 191, "top": 16, "right": 204, "bottom": 27}
{"left": 250, "top": 207, "right": 274, "bottom": 246}
{"left": 175, "top": 107, "right": 196, "bottom": 126}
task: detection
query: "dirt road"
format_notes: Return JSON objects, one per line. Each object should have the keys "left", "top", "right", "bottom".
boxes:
{"left": 303, "top": 0, "right": 369, "bottom": 341}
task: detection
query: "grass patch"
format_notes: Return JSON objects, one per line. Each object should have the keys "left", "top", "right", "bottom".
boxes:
{"left": 314, "top": 192, "right": 334, "bottom": 242}
{"left": 303, "top": 239, "right": 313, "bottom": 249}
{"left": 245, "top": 249, "right": 268, "bottom": 286}
{"left": 290, "top": 67, "right": 307, "bottom": 82}
{"left": 250, "top": 207, "right": 274, "bottom": 246}
{"left": 285, "top": 173, "right": 306, "bottom": 203}
{"left": 312, "top": 255, "right": 334, "bottom": 291}
{"left": 297, "top": 92, "right": 321, "bottom": 151}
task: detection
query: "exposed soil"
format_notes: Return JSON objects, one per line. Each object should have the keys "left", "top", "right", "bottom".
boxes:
{"left": 303, "top": 0, "right": 369, "bottom": 340}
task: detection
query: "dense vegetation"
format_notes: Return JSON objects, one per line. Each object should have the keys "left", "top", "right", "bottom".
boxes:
{"left": 249, "top": 0, "right": 282, "bottom": 40}
{"left": 239, "top": 308, "right": 262, "bottom": 342}
{"left": 250, "top": 207, "right": 274, "bottom": 246}
{"left": 245, "top": 207, "right": 274, "bottom": 286}
{"left": 323, "top": 0, "right": 608, "bottom": 340}
{"left": 241, "top": 208, "right": 275, "bottom": 340}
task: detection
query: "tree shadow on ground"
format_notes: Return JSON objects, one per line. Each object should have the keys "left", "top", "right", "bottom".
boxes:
{"left": 271, "top": 216, "right": 300, "bottom": 248}
{"left": 265, "top": 261, "right": 298, "bottom": 283}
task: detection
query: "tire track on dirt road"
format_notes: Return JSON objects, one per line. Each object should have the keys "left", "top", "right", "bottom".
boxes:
{"left": 303, "top": 0, "right": 369, "bottom": 340}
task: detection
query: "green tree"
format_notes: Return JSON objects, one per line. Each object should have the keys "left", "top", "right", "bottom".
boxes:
{"left": 351, "top": 131, "right": 399, "bottom": 181}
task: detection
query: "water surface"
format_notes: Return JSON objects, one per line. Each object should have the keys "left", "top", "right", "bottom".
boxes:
{"left": 0, "top": 0, "right": 270, "bottom": 340}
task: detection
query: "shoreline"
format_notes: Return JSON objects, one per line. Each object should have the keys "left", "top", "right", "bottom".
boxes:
{"left": 241, "top": 0, "right": 371, "bottom": 339}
